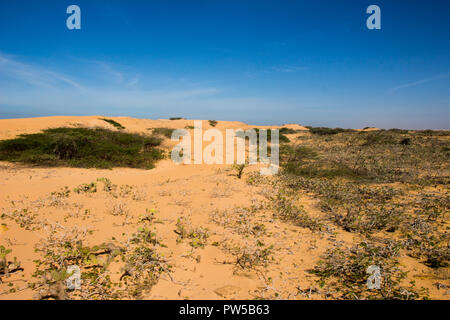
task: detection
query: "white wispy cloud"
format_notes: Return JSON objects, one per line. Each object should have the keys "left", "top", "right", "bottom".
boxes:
{"left": 0, "top": 53, "right": 225, "bottom": 116}
{"left": 126, "top": 76, "right": 140, "bottom": 87}
{"left": 388, "top": 73, "right": 450, "bottom": 94}
{"left": 0, "top": 53, "right": 86, "bottom": 90}
{"left": 272, "top": 65, "right": 307, "bottom": 73}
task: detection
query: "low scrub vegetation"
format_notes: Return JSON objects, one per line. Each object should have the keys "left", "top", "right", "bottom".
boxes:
{"left": 100, "top": 118, "right": 125, "bottom": 130}
{"left": 0, "top": 127, "right": 165, "bottom": 169}
{"left": 253, "top": 128, "right": 290, "bottom": 144}
{"left": 311, "top": 240, "right": 428, "bottom": 299}
{"left": 306, "top": 126, "right": 356, "bottom": 135}
{"left": 150, "top": 127, "right": 175, "bottom": 138}
{"left": 175, "top": 217, "right": 209, "bottom": 248}
{"left": 249, "top": 128, "right": 448, "bottom": 299}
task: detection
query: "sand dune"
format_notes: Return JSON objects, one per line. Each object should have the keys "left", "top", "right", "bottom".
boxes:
{"left": 0, "top": 116, "right": 447, "bottom": 300}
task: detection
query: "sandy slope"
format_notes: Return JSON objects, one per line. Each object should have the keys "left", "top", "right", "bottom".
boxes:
{"left": 0, "top": 116, "right": 445, "bottom": 300}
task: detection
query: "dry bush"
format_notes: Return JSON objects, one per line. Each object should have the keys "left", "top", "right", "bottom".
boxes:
{"left": 107, "top": 201, "right": 129, "bottom": 216}
{"left": 223, "top": 240, "right": 274, "bottom": 271}
{"left": 269, "top": 188, "right": 323, "bottom": 231}
{"left": 31, "top": 224, "right": 170, "bottom": 300}
{"left": 209, "top": 207, "right": 267, "bottom": 237}
{"left": 175, "top": 217, "right": 209, "bottom": 248}
{"left": 311, "top": 240, "right": 428, "bottom": 300}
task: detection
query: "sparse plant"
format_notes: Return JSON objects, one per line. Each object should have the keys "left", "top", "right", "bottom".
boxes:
{"left": 74, "top": 182, "right": 97, "bottom": 194}
{"left": 210, "top": 207, "right": 267, "bottom": 236}
{"left": 108, "top": 202, "right": 129, "bottom": 216}
{"left": 226, "top": 240, "right": 274, "bottom": 271}
{"left": 232, "top": 163, "right": 247, "bottom": 179}
{"left": 1, "top": 208, "right": 40, "bottom": 230}
{"left": 175, "top": 217, "right": 209, "bottom": 248}
{"left": 100, "top": 118, "right": 125, "bottom": 129}
{"left": 151, "top": 127, "right": 175, "bottom": 138}
{"left": 310, "top": 240, "right": 427, "bottom": 300}
{"left": 308, "top": 127, "right": 356, "bottom": 135}
{"left": 0, "top": 246, "right": 21, "bottom": 277}
{"left": 270, "top": 188, "right": 322, "bottom": 231}
{"left": 96, "top": 177, "right": 116, "bottom": 192}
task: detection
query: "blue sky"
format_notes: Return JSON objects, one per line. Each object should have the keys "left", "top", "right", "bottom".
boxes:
{"left": 0, "top": 0, "right": 449, "bottom": 129}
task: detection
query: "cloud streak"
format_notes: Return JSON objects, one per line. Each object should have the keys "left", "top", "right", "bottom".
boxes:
{"left": 0, "top": 53, "right": 86, "bottom": 90}
{"left": 388, "top": 73, "right": 450, "bottom": 94}
{"left": 272, "top": 65, "right": 307, "bottom": 73}
{"left": 0, "top": 53, "right": 227, "bottom": 118}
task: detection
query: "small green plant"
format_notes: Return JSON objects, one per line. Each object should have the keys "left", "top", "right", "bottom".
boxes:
{"left": 208, "top": 120, "right": 218, "bottom": 127}
{"left": 0, "top": 245, "right": 12, "bottom": 274}
{"left": 169, "top": 117, "right": 184, "bottom": 120}
{"left": 120, "top": 246, "right": 170, "bottom": 297}
{"left": 108, "top": 202, "right": 129, "bottom": 216}
{"left": 232, "top": 163, "right": 247, "bottom": 179}
{"left": 74, "top": 182, "right": 97, "bottom": 194}
{"left": 100, "top": 118, "right": 125, "bottom": 129}
{"left": 175, "top": 218, "right": 209, "bottom": 248}
{"left": 51, "top": 186, "right": 71, "bottom": 198}
{"left": 96, "top": 177, "right": 116, "bottom": 192}
{"left": 228, "top": 241, "right": 274, "bottom": 270}
{"left": 0, "top": 246, "right": 21, "bottom": 277}
{"left": 138, "top": 208, "right": 158, "bottom": 224}
{"left": 1, "top": 208, "right": 39, "bottom": 230}
{"left": 130, "top": 227, "right": 161, "bottom": 246}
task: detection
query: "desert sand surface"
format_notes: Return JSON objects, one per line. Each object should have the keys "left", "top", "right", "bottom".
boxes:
{"left": 0, "top": 116, "right": 448, "bottom": 300}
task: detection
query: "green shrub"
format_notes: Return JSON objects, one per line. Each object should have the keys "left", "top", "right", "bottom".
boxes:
{"left": 281, "top": 145, "right": 318, "bottom": 163}
{"left": 386, "top": 128, "right": 409, "bottom": 134}
{"left": 311, "top": 241, "right": 427, "bottom": 299}
{"left": 362, "top": 132, "right": 398, "bottom": 146}
{"left": 100, "top": 118, "right": 125, "bottom": 129}
{"left": 279, "top": 127, "right": 298, "bottom": 134}
{"left": 308, "top": 127, "right": 356, "bottom": 135}
{"left": 151, "top": 127, "right": 175, "bottom": 138}
{"left": 74, "top": 182, "right": 97, "bottom": 194}
{"left": 0, "top": 127, "right": 165, "bottom": 169}
{"left": 253, "top": 128, "right": 290, "bottom": 143}
{"left": 280, "top": 145, "right": 360, "bottom": 179}
{"left": 415, "top": 130, "right": 450, "bottom": 136}
{"left": 208, "top": 120, "right": 218, "bottom": 127}
{"left": 400, "top": 138, "right": 411, "bottom": 145}
{"left": 53, "top": 136, "right": 80, "bottom": 159}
